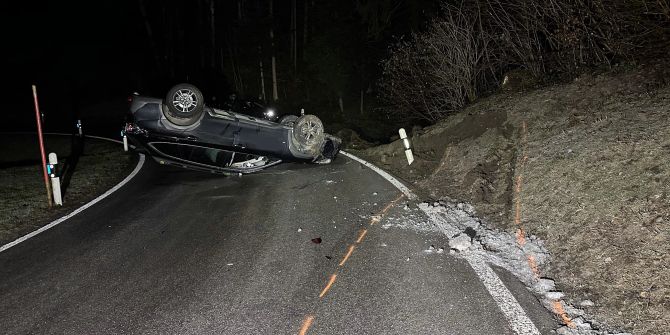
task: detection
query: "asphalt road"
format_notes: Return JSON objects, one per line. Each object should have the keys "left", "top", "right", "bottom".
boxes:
{"left": 0, "top": 156, "right": 557, "bottom": 334}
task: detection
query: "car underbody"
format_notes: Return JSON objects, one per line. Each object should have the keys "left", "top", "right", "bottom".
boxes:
{"left": 124, "top": 84, "right": 341, "bottom": 174}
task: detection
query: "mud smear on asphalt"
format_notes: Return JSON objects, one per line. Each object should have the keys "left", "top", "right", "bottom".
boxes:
{"left": 355, "top": 61, "right": 670, "bottom": 335}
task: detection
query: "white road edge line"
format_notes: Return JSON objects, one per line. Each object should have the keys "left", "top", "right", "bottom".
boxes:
{"left": 0, "top": 137, "right": 145, "bottom": 254}
{"left": 339, "top": 151, "right": 415, "bottom": 199}
{"left": 340, "top": 150, "right": 541, "bottom": 335}
{"left": 466, "top": 256, "right": 541, "bottom": 335}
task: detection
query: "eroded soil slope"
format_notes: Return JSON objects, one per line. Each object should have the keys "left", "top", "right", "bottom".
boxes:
{"left": 356, "top": 63, "right": 670, "bottom": 334}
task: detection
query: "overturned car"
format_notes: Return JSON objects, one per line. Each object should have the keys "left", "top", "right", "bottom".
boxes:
{"left": 124, "top": 83, "right": 341, "bottom": 174}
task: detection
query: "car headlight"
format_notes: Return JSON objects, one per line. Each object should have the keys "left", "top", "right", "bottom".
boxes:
{"left": 264, "top": 109, "right": 275, "bottom": 118}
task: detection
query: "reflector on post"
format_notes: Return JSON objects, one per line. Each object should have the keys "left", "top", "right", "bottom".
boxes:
{"left": 398, "top": 128, "right": 414, "bottom": 165}
{"left": 48, "top": 153, "right": 63, "bottom": 206}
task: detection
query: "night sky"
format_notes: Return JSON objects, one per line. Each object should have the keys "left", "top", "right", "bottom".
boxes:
{"left": 7, "top": 1, "right": 146, "bottom": 133}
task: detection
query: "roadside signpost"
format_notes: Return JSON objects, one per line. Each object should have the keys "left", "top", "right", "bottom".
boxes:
{"left": 32, "top": 85, "right": 53, "bottom": 207}
{"left": 398, "top": 128, "right": 414, "bottom": 165}
{"left": 48, "top": 153, "right": 63, "bottom": 206}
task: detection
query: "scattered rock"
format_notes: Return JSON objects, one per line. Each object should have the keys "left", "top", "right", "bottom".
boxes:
{"left": 572, "top": 316, "right": 593, "bottom": 330}
{"left": 298, "top": 228, "right": 302, "bottom": 232}
{"left": 533, "top": 278, "right": 556, "bottom": 293}
{"left": 580, "top": 300, "right": 595, "bottom": 307}
{"left": 546, "top": 291, "right": 565, "bottom": 300}
{"left": 449, "top": 234, "right": 472, "bottom": 252}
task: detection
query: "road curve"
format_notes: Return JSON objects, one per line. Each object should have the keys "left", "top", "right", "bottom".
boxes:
{"left": 0, "top": 156, "right": 557, "bottom": 334}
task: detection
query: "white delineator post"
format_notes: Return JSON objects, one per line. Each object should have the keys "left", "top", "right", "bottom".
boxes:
{"left": 122, "top": 131, "right": 129, "bottom": 152}
{"left": 398, "top": 128, "right": 414, "bottom": 165}
{"left": 48, "top": 153, "right": 63, "bottom": 206}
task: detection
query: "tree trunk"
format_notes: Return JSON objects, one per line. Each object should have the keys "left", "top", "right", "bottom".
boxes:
{"left": 229, "top": 43, "right": 241, "bottom": 93}
{"left": 138, "top": 0, "right": 161, "bottom": 70}
{"left": 338, "top": 93, "right": 344, "bottom": 115}
{"left": 270, "top": 0, "right": 279, "bottom": 101}
{"left": 259, "top": 45, "right": 267, "bottom": 101}
{"left": 210, "top": 0, "right": 216, "bottom": 69}
{"left": 303, "top": 0, "right": 308, "bottom": 52}
{"left": 162, "top": 5, "right": 175, "bottom": 79}
{"left": 291, "top": 0, "right": 297, "bottom": 73}
{"left": 197, "top": 0, "right": 205, "bottom": 69}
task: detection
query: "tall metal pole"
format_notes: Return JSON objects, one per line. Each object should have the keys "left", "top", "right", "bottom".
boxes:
{"left": 32, "top": 85, "right": 53, "bottom": 207}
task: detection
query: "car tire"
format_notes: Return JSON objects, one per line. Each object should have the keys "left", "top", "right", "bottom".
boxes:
{"left": 292, "top": 115, "right": 325, "bottom": 156}
{"left": 163, "top": 83, "right": 205, "bottom": 126}
{"left": 279, "top": 114, "right": 298, "bottom": 127}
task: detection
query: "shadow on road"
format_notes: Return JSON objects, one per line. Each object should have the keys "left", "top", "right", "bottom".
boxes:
{"left": 60, "top": 135, "right": 85, "bottom": 198}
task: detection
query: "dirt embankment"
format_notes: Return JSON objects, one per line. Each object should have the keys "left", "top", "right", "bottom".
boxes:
{"left": 356, "top": 63, "right": 670, "bottom": 334}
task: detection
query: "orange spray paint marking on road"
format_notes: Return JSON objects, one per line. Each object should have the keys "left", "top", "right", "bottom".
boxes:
{"left": 381, "top": 194, "right": 405, "bottom": 214}
{"left": 552, "top": 300, "right": 576, "bottom": 329}
{"left": 298, "top": 315, "right": 315, "bottom": 335}
{"left": 319, "top": 274, "right": 338, "bottom": 298}
{"left": 526, "top": 255, "right": 540, "bottom": 279}
{"left": 356, "top": 229, "right": 368, "bottom": 243}
{"left": 299, "top": 194, "right": 406, "bottom": 332}
{"left": 516, "top": 228, "right": 527, "bottom": 247}
{"left": 339, "top": 245, "right": 356, "bottom": 266}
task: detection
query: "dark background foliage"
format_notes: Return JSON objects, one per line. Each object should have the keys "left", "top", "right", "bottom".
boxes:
{"left": 5, "top": 0, "right": 668, "bottom": 140}
{"left": 5, "top": 0, "right": 437, "bottom": 140}
{"left": 378, "top": 0, "right": 670, "bottom": 124}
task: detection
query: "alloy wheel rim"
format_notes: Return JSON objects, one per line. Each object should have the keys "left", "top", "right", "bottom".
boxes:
{"left": 172, "top": 89, "right": 198, "bottom": 113}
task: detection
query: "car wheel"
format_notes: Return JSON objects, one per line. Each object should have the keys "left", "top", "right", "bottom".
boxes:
{"left": 292, "top": 115, "right": 325, "bottom": 156}
{"left": 279, "top": 114, "right": 298, "bottom": 127}
{"left": 163, "top": 83, "right": 205, "bottom": 126}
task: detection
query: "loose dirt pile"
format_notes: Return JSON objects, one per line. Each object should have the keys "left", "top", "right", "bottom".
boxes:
{"left": 355, "top": 62, "right": 670, "bottom": 334}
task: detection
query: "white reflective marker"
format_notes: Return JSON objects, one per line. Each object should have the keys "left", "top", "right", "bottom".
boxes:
{"left": 48, "top": 153, "right": 63, "bottom": 206}
{"left": 398, "top": 128, "right": 414, "bottom": 165}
